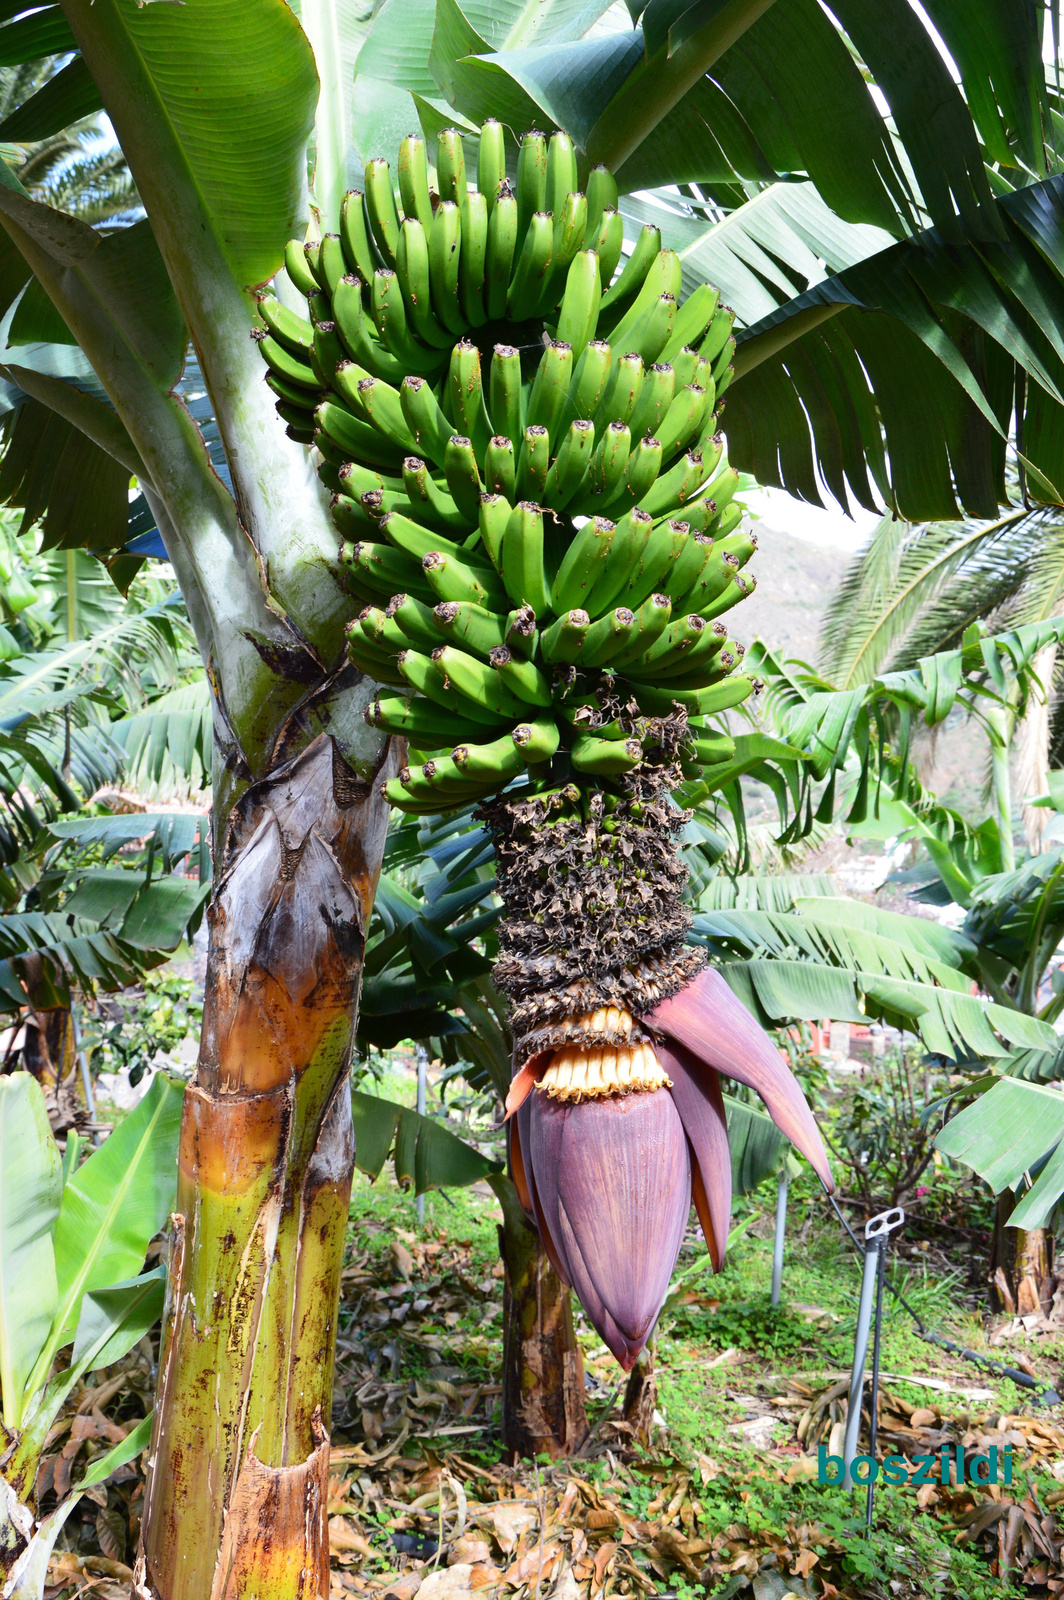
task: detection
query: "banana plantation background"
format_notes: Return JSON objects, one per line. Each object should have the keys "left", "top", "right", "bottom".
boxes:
{"left": 4, "top": 0, "right": 1064, "bottom": 1597}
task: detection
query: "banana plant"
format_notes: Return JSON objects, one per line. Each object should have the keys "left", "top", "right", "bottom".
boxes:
{"left": 0, "top": 1, "right": 1061, "bottom": 1592}
{"left": 0, "top": 1070, "right": 182, "bottom": 1591}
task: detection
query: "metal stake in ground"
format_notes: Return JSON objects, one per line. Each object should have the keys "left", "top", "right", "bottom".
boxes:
{"left": 841, "top": 1207, "right": 904, "bottom": 1499}
{"left": 770, "top": 1166, "right": 789, "bottom": 1307}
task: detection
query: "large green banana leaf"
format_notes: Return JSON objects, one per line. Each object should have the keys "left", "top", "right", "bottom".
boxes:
{"left": 352, "top": 1090, "right": 502, "bottom": 1194}
{"left": 0, "top": 1073, "right": 61, "bottom": 1430}
{"left": 935, "top": 1078, "right": 1064, "bottom": 1230}
{"left": 28, "top": 1070, "right": 183, "bottom": 1389}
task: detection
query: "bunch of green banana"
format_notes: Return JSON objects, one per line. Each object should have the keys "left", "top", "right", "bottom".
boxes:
{"left": 253, "top": 120, "right": 757, "bottom": 812}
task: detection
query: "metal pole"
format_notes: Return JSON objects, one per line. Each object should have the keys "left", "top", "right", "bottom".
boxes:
{"left": 842, "top": 1206, "right": 904, "bottom": 1491}
{"left": 770, "top": 1168, "right": 788, "bottom": 1306}
{"left": 416, "top": 1044, "right": 428, "bottom": 1227}
{"left": 865, "top": 1237, "right": 888, "bottom": 1530}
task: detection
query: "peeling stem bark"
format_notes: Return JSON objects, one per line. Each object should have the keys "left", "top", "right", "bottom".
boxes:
{"left": 136, "top": 734, "right": 395, "bottom": 1600}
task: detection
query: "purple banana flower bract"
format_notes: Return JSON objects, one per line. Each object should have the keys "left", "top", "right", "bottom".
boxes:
{"left": 509, "top": 965, "right": 833, "bottom": 1367}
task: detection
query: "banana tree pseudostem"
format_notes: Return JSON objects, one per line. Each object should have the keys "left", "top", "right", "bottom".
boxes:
{"left": 3, "top": 0, "right": 1064, "bottom": 1595}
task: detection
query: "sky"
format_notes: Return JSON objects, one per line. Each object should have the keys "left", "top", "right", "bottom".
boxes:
{"left": 743, "top": 486, "right": 885, "bottom": 551}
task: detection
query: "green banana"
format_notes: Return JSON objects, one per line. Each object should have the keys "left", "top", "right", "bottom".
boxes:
{"left": 699, "top": 571, "right": 756, "bottom": 621}
{"left": 422, "top": 548, "right": 508, "bottom": 610}
{"left": 671, "top": 346, "right": 700, "bottom": 389}
{"left": 451, "top": 734, "right": 526, "bottom": 786}
{"left": 508, "top": 210, "right": 554, "bottom": 322}
{"left": 488, "top": 645, "right": 552, "bottom": 707}
{"left": 367, "top": 694, "right": 492, "bottom": 745}
{"left": 319, "top": 234, "right": 347, "bottom": 295}
{"left": 488, "top": 343, "right": 523, "bottom": 445}
{"left": 603, "top": 434, "right": 663, "bottom": 515}
{"left": 587, "top": 507, "right": 653, "bottom": 612}
{"left": 316, "top": 400, "right": 406, "bottom": 469}
{"left": 501, "top": 500, "right": 552, "bottom": 615}
{"left": 399, "top": 377, "right": 453, "bottom": 468}
{"left": 343, "top": 540, "right": 432, "bottom": 602}
{"left": 636, "top": 449, "right": 705, "bottom": 518}
{"left": 660, "top": 526, "right": 712, "bottom": 603}
{"left": 512, "top": 716, "right": 561, "bottom": 764}
{"left": 479, "top": 493, "right": 512, "bottom": 568}
{"left": 275, "top": 400, "right": 316, "bottom": 433}
{"left": 339, "top": 192, "right": 381, "bottom": 281}
{"left": 459, "top": 189, "right": 489, "bottom": 328}
{"left": 398, "top": 134, "right": 435, "bottom": 231}
{"left": 640, "top": 616, "right": 733, "bottom": 680}
{"left": 346, "top": 623, "right": 406, "bottom": 684}
{"left": 371, "top": 270, "right": 445, "bottom": 376}
{"left": 594, "top": 352, "right": 644, "bottom": 431}
{"left": 629, "top": 362, "right": 676, "bottom": 441}
{"left": 331, "top": 276, "right": 408, "bottom": 384}
{"left": 525, "top": 340, "right": 573, "bottom": 450}
{"left": 350, "top": 374, "right": 419, "bottom": 452}
{"left": 516, "top": 425, "right": 550, "bottom": 503}
{"left": 429, "top": 201, "right": 466, "bottom": 336}
{"left": 584, "top": 165, "right": 619, "bottom": 245}
{"left": 545, "top": 130, "right": 578, "bottom": 218}
{"left": 398, "top": 647, "right": 505, "bottom": 722}
{"left": 360, "top": 604, "right": 411, "bottom": 657}
{"left": 573, "top": 421, "right": 631, "bottom": 515}
{"left": 485, "top": 187, "right": 519, "bottom": 320}
{"left": 629, "top": 674, "right": 753, "bottom": 716}
{"left": 689, "top": 732, "right": 737, "bottom": 765}
{"left": 436, "top": 127, "right": 467, "bottom": 204}
{"left": 380, "top": 509, "right": 484, "bottom": 565}
{"left": 622, "top": 292, "right": 677, "bottom": 368}
{"left": 265, "top": 370, "right": 319, "bottom": 410}
{"left": 707, "top": 501, "right": 743, "bottom": 541}
{"left": 544, "top": 418, "right": 596, "bottom": 507}
{"left": 605, "top": 251, "right": 683, "bottom": 349}
{"left": 712, "top": 336, "right": 736, "bottom": 385}
{"left": 656, "top": 384, "right": 708, "bottom": 461}
{"left": 431, "top": 644, "right": 530, "bottom": 719}
{"left": 716, "top": 362, "right": 735, "bottom": 400}
{"left": 478, "top": 119, "right": 506, "bottom": 213}
{"left": 443, "top": 435, "right": 484, "bottom": 524}
{"left": 331, "top": 492, "right": 378, "bottom": 539}
{"left": 257, "top": 296, "right": 313, "bottom": 356}
{"left": 636, "top": 614, "right": 721, "bottom": 674}
{"left": 447, "top": 341, "right": 493, "bottom": 459}
{"left": 434, "top": 599, "right": 508, "bottom": 658}
{"left": 284, "top": 238, "right": 320, "bottom": 297}
{"left": 659, "top": 283, "right": 720, "bottom": 365}
{"left": 389, "top": 592, "right": 448, "bottom": 651}
{"left": 505, "top": 605, "right": 537, "bottom": 658}
{"left": 699, "top": 304, "right": 734, "bottom": 365}
{"left": 540, "top": 608, "right": 591, "bottom": 664}
{"left": 335, "top": 461, "right": 392, "bottom": 500}
{"left": 554, "top": 339, "right": 611, "bottom": 440}
{"left": 571, "top": 734, "right": 643, "bottom": 776}
{"left": 606, "top": 592, "right": 673, "bottom": 668}
{"left": 541, "top": 190, "right": 588, "bottom": 312}
{"left": 618, "top": 517, "right": 689, "bottom": 611}
{"left": 303, "top": 239, "right": 327, "bottom": 291}
{"left": 310, "top": 322, "right": 346, "bottom": 389}
{"left": 595, "top": 209, "right": 625, "bottom": 286}
{"left": 554, "top": 249, "right": 601, "bottom": 356}
{"left": 401, "top": 457, "right": 467, "bottom": 534}
{"left": 575, "top": 606, "right": 636, "bottom": 669}
{"left": 551, "top": 516, "right": 616, "bottom": 613}
{"left": 485, "top": 434, "right": 517, "bottom": 501}
{"left": 364, "top": 158, "right": 402, "bottom": 267}
{"left": 396, "top": 219, "right": 452, "bottom": 349}
{"left": 254, "top": 332, "right": 319, "bottom": 392}
{"left": 516, "top": 131, "right": 548, "bottom": 248}
{"left": 598, "top": 224, "right": 661, "bottom": 316}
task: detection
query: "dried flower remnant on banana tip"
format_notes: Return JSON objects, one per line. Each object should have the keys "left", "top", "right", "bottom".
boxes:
{"left": 253, "top": 120, "right": 830, "bottom": 1367}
